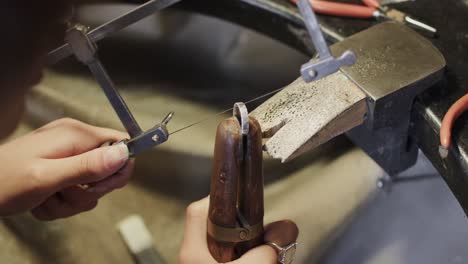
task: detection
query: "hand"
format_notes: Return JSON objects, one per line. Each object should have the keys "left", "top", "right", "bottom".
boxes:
{"left": 0, "top": 118, "right": 134, "bottom": 220}
{"left": 179, "top": 197, "right": 299, "bottom": 264}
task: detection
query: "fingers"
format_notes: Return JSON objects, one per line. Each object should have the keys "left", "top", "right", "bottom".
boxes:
{"left": 60, "top": 185, "right": 104, "bottom": 206}
{"left": 179, "top": 196, "right": 215, "bottom": 264}
{"left": 263, "top": 220, "right": 299, "bottom": 247}
{"left": 178, "top": 197, "right": 300, "bottom": 264}
{"left": 31, "top": 159, "right": 135, "bottom": 221}
{"left": 0, "top": 118, "right": 134, "bottom": 219}
{"left": 181, "top": 196, "right": 210, "bottom": 248}
{"left": 42, "top": 143, "right": 130, "bottom": 189}
{"left": 29, "top": 118, "right": 128, "bottom": 159}
{"left": 86, "top": 159, "right": 135, "bottom": 193}
{"left": 233, "top": 220, "right": 299, "bottom": 264}
{"left": 31, "top": 194, "right": 98, "bottom": 221}
{"left": 231, "top": 245, "right": 277, "bottom": 264}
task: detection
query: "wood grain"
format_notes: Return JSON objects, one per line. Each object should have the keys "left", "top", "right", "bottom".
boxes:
{"left": 208, "top": 117, "right": 264, "bottom": 262}
{"left": 251, "top": 71, "right": 367, "bottom": 162}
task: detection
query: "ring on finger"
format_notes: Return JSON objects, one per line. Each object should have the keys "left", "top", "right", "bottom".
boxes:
{"left": 266, "top": 241, "right": 298, "bottom": 264}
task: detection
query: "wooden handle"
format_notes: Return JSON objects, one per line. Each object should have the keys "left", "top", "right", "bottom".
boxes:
{"left": 207, "top": 117, "right": 264, "bottom": 262}
{"left": 236, "top": 117, "right": 264, "bottom": 256}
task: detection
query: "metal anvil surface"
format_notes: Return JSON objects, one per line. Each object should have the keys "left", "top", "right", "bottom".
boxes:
{"left": 336, "top": 22, "right": 446, "bottom": 174}
{"left": 252, "top": 22, "right": 446, "bottom": 175}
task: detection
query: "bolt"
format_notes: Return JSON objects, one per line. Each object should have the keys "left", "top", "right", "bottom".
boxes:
{"left": 308, "top": 69, "right": 317, "bottom": 78}
{"left": 152, "top": 134, "right": 160, "bottom": 142}
{"left": 439, "top": 145, "right": 448, "bottom": 159}
{"left": 377, "top": 180, "right": 384, "bottom": 189}
{"left": 239, "top": 231, "right": 248, "bottom": 240}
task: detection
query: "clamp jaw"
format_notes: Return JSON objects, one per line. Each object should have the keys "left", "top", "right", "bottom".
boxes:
{"left": 207, "top": 103, "right": 264, "bottom": 262}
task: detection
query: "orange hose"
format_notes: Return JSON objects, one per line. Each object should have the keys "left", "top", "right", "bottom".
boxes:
{"left": 440, "top": 93, "right": 468, "bottom": 149}
{"left": 361, "top": 0, "right": 381, "bottom": 8}
{"left": 290, "top": 0, "right": 376, "bottom": 18}
{"left": 311, "top": 1, "right": 375, "bottom": 18}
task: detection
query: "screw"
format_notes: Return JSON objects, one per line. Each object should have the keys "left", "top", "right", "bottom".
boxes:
{"left": 152, "top": 134, "right": 160, "bottom": 142}
{"left": 439, "top": 145, "right": 449, "bottom": 159}
{"left": 239, "top": 231, "right": 248, "bottom": 240}
{"left": 308, "top": 69, "right": 317, "bottom": 78}
{"left": 377, "top": 180, "right": 385, "bottom": 189}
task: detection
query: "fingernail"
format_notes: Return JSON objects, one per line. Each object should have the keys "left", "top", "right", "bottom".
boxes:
{"left": 104, "top": 143, "right": 129, "bottom": 171}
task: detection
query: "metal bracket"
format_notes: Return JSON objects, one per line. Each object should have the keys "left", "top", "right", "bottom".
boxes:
{"left": 296, "top": 0, "right": 356, "bottom": 82}
{"left": 65, "top": 24, "right": 173, "bottom": 156}
{"left": 47, "top": 0, "right": 185, "bottom": 156}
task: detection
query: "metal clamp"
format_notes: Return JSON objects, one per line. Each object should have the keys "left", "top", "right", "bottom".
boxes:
{"left": 207, "top": 218, "right": 263, "bottom": 243}
{"left": 125, "top": 112, "right": 174, "bottom": 156}
{"left": 65, "top": 25, "right": 96, "bottom": 64}
{"left": 297, "top": 0, "right": 356, "bottom": 82}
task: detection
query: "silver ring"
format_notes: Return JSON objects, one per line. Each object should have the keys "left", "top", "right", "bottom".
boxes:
{"left": 233, "top": 102, "right": 249, "bottom": 136}
{"left": 266, "top": 241, "right": 298, "bottom": 264}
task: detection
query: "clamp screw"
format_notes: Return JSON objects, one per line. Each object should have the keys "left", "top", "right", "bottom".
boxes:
{"left": 152, "top": 134, "right": 160, "bottom": 142}
{"left": 239, "top": 230, "right": 248, "bottom": 240}
{"left": 308, "top": 70, "right": 317, "bottom": 78}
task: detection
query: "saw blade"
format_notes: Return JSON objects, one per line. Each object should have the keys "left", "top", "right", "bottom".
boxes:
{"left": 168, "top": 86, "right": 286, "bottom": 136}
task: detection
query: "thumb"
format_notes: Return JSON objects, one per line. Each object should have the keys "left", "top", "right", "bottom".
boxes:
{"left": 232, "top": 220, "right": 299, "bottom": 264}
{"left": 230, "top": 245, "right": 277, "bottom": 264}
{"left": 44, "top": 143, "right": 129, "bottom": 188}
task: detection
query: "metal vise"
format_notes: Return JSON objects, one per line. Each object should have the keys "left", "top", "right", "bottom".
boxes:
{"left": 337, "top": 22, "right": 446, "bottom": 174}
{"left": 252, "top": 22, "right": 446, "bottom": 175}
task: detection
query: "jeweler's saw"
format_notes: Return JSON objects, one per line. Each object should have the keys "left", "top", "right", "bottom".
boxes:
{"left": 47, "top": 0, "right": 354, "bottom": 156}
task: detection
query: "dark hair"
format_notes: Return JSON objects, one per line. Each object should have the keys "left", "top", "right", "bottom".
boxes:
{"left": 0, "top": 0, "right": 72, "bottom": 86}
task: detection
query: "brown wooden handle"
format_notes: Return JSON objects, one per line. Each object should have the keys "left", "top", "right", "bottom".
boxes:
{"left": 207, "top": 117, "right": 264, "bottom": 262}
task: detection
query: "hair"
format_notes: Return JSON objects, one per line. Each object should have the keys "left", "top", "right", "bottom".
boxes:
{"left": 0, "top": 0, "right": 72, "bottom": 87}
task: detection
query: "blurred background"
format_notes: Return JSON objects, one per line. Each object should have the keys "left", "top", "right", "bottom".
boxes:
{"left": 1, "top": 3, "right": 467, "bottom": 263}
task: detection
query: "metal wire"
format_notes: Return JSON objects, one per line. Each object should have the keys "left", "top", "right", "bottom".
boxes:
{"left": 169, "top": 86, "right": 286, "bottom": 136}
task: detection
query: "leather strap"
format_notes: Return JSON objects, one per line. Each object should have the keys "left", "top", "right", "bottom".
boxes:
{"left": 207, "top": 218, "right": 263, "bottom": 243}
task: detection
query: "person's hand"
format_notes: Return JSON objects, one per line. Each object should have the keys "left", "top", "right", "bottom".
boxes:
{"left": 179, "top": 197, "right": 299, "bottom": 264}
{"left": 0, "top": 118, "right": 134, "bottom": 220}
